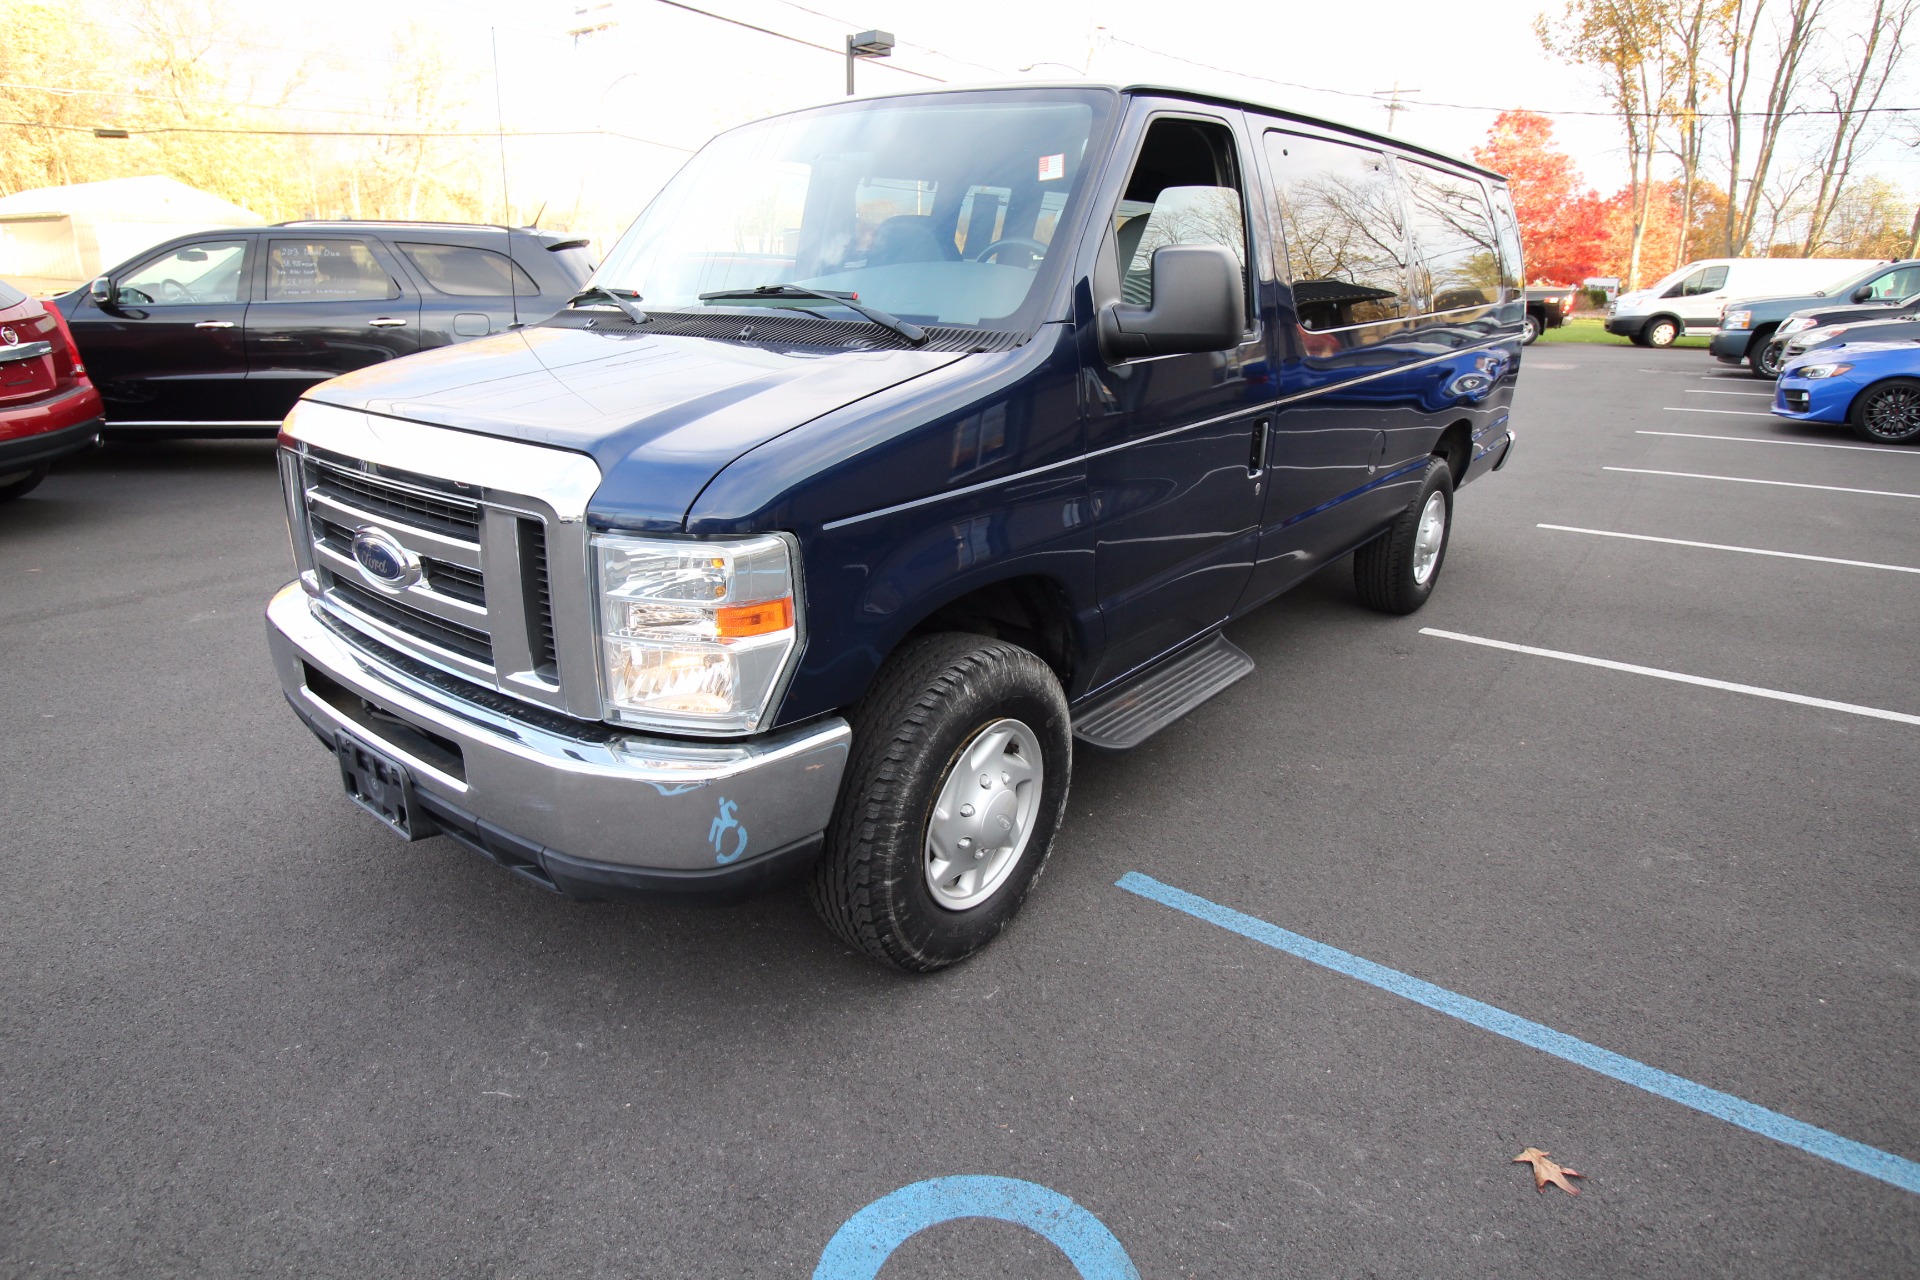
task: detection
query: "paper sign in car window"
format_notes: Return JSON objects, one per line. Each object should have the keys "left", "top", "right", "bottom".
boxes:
{"left": 1038, "top": 154, "right": 1065, "bottom": 182}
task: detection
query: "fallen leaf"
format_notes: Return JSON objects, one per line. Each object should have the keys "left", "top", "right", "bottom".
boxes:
{"left": 1513, "top": 1147, "right": 1584, "bottom": 1195}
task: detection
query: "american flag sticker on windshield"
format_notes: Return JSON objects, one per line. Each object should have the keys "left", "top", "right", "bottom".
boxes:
{"left": 1038, "top": 153, "right": 1065, "bottom": 181}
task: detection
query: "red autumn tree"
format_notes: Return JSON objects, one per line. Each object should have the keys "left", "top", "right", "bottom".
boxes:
{"left": 1472, "top": 110, "right": 1611, "bottom": 285}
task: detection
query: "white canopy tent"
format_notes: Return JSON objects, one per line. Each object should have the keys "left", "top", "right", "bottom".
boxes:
{"left": 0, "top": 175, "right": 264, "bottom": 296}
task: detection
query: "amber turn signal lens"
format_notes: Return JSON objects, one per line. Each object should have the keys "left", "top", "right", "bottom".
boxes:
{"left": 714, "top": 596, "right": 794, "bottom": 638}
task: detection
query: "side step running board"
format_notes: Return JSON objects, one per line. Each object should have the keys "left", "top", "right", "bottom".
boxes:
{"left": 1072, "top": 633, "right": 1255, "bottom": 750}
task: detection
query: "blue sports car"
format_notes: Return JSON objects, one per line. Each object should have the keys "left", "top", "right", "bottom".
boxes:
{"left": 1774, "top": 340, "right": 1920, "bottom": 444}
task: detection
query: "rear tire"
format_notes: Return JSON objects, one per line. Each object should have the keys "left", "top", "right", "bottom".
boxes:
{"left": 810, "top": 634, "right": 1072, "bottom": 972}
{"left": 0, "top": 465, "right": 49, "bottom": 502}
{"left": 1354, "top": 457, "right": 1453, "bottom": 615}
{"left": 1849, "top": 378, "right": 1920, "bottom": 444}
{"left": 1521, "top": 313, "right": 1542, "bottom": 345}
{"left": 1643, "top": 317, "right": 1680, "bottom": 348}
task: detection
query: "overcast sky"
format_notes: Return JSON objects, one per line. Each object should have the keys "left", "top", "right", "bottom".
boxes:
{"left": 310, "top": 0, "right": 1915, "bottom": 239}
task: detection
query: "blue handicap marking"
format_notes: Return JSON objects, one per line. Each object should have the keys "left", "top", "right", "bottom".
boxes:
{"left": 708, "top": 796, "right": 749, "bottom": 864}
{"left": 813, "top": 1175, "right": 1138, "bottom": 1280}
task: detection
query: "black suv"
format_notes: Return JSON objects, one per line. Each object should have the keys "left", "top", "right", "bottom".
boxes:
{"left": 55, "top": 222, "right": 593, "bottom": 433}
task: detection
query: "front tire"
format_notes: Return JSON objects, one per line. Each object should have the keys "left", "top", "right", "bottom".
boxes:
{"left": 1748, "top": 329, "right": 1783, "bottom": 378}
{"left": 810, "top": 634, "right": 1072, "bottom": 972}
{"left": 1354, "top": 456, "right": 1453, "bottom": 615}
{"left": 1643, "top": 317, "right": 1680, "bottom": 348}
{"left": 0, "top": 465, "right": 49, "bottom": 502}
{"left": 1850, "top": 378, "right": 1920, "bottom": 444}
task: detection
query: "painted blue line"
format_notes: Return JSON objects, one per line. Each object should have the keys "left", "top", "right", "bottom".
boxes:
{"left": 1116, "top": 872, "right": 1920, "bottom": 1196}
{"left": 814, "top": 1175, "right": 1138, "bottom": 1280}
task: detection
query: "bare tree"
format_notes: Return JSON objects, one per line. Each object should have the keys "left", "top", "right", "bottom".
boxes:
{"left": 1723, "top": 0, "right": 1825, "bottom": 255}
{"left": 1799, "top": 0, "right": 1919, "bottom": 252}
{"left": 1539, "top": 0, "right": 1679, "bottom": 288}
{"left": 1663, "top": 0, "right": 1721, "bottom": 268}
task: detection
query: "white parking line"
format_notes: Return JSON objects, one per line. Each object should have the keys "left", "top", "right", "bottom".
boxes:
{"left": 1683, "top": 389, "right": 1775, "bottom": 397}
{"left": 1636, "top": 430, "right": 1920, "bottom": 457}
{"left": 1664, "top": 406, "right": 1775, "bottom": 418}
{"left": 1603, "top": 467, "right": 1920, "bottom": 499}
{"left": 1536, "top": 523, "right": 1920, "bottom": 574}
{"left": 1421, "top": 629, "right": 1920, "bottom": 726}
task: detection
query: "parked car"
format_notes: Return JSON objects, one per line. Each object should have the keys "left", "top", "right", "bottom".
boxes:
{"left": 54, "top": 222, "right": 593, "bottom": 434}
{"left": 264, "top": 84, "right": 1522, "bottom": 971}
{"left": 1712, "top": 258, "right": 1920, "bottom": 377}
{"left": 1774, "top": 340, "right": 1920, "bottom": 443}
{"left": 1606, "top": 256, "right": 1885, "bottom": 348}
{"left": 1766, "top": 293, "right": 1920, "bottom": 367}
{"left": 0, "top": 277, "right": 103, "bottom": 501}
{"left": 1522, "top": 285, "right": 1574, "bottom": 344}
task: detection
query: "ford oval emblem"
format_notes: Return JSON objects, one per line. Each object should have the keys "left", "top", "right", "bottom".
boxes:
{"left": 350, "top": 527, "right": 420, "bottom": 592}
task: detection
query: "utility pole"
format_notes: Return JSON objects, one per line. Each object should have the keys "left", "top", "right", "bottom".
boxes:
{"left": 1372, "top": 83, "right": 1420, "bottom": 133}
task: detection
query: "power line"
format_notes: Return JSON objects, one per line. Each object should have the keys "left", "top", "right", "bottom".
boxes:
{"left": 763, "top": 0, "right": 1012, "bottom": 77}
{"left": 643, "top": 0, "right": 944, "bottom": 82}
{"left": 1103, "top": 34, "right": 1920, "bottom": 120}
{"left": 0, "top": 119, "right": 694, "bottom": 149}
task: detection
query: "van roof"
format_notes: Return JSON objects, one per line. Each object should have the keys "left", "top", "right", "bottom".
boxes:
{"left": 782, "top": 81, "right": 1508, "bottom": 184}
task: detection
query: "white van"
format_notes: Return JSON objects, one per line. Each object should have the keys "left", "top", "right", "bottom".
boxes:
{"left": 1604, "top": 257, "right": 1884, "bottom": 346}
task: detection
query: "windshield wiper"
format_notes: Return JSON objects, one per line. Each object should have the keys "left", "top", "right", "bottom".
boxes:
{"left": 697, "top": 284, "right": 927, "bottom": 346}
{"left": 567, "top": 286, "right": 648, "bottom": 324}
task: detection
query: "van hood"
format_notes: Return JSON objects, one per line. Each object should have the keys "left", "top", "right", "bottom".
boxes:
{"left": 306, "top": 324, "right": 967, "bottom": 527}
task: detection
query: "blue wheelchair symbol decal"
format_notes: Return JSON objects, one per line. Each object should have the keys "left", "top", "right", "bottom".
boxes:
{"left": 813, "top": 1176, "right": 1138, "bottom": 1280}
{"left": 709, "top": 797, "right": 749, "bottom": 864}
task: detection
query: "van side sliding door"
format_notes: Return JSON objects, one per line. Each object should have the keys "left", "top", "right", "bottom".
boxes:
{"left": 1240, "top": 127, "right": 1427, "bottom": 606}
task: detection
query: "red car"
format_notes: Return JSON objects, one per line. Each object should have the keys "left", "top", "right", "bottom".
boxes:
{"left": 1, "top": 278, "right": 103, "bottom": 501}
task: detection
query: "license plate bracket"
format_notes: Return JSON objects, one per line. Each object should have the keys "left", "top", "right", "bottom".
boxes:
{"left": 335, "top": 730, "right": 434, "bottom": 841}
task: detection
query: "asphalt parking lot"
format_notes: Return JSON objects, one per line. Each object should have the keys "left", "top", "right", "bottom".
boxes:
{"left": 3, "top": 343, "right": 1916, "bottom": 1277}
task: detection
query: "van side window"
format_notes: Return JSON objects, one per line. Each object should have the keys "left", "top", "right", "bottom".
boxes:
{"left": 1664, "top": 266, "right": 1727, "bottom": 298}
{"left": 1111, "top": 117, "right": 1250, "bottom": 314}
{"left": 1488, "top": 188, "right": 1524, "bottom": 298}
{"left": 1400, "top": 161, "right": 1500, "bottom": 312}
{"left": 1264, "top": 131, "right": 1411, "bottom": 330}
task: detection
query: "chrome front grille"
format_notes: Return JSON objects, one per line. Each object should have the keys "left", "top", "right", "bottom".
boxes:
{"left": 279, "top": 405, "right": 604, "bottom": 721}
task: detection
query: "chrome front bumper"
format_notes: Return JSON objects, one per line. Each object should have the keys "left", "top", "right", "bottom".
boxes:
{"left": 266, "top": 582, "right": 850, "bottom": 891}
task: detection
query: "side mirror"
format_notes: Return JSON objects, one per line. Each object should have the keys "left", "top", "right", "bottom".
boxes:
{"left": 1852, "top": 285, "right": 1874, "bottom": 303}
{"left": 89, "top": 276, "right": 115, "bottom": 305}
{"left": 1099, "top": 244, "right": 1244, "bottom": 359}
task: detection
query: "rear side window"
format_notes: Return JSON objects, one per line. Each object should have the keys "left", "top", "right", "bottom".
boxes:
{"left": 1400, "top": 161, "right": 1500, "bottom": 312}
{"left": 1488, "top": 187, "right": 1524, "bottom": 297}
{"left": 265, "top": 239, "right": 399, "bottom": 303}
{"left": 1265, "top": 131, "right": 1411, "bottom": 330}
{"left": 399, "top": 242, "right": 539, "bottom": 297}
{"left": 1862, "top": 264, "right": 1920, "bottom": 301}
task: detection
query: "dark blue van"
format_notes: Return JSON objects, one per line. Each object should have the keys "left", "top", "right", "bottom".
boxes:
{"left": 265, "top": 84, "right": 1521, "bottom": 971}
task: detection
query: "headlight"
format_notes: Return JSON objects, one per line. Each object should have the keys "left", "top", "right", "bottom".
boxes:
{"left": 593, "top": 532, "right": 800, "bottom": 734}
{"left": 1795, "top": 362, "right": 1852, "bottom": 380}
{"left": 1777, "top": 316, "right": 1816, "bottom": 335}
{"left": 1722, "top": 310, "right": 1751, "bottom": 330}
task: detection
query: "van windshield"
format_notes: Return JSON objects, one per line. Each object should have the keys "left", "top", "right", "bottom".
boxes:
{"left": 591, "top": 90, "right": 1110, "bottom": 331}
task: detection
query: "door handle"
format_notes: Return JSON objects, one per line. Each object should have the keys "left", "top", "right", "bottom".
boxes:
{"left": 1248, "top": 416, "right": 1271, "bottom": 476}
{"left": 194, "top": 320, "right": 235, "bottom": 329}
{"left": 366, "top": 317, "right": 408, "bottom": 328}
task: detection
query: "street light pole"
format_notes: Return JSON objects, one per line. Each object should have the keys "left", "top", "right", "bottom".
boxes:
{"left": 845, "top": 29, "right": 895, "bottom": 95}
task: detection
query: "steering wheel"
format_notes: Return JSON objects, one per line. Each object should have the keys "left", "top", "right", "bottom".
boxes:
{"left": 158, "top": 278, "right": 194, "bottom": 303}
{"left": 971, "top": 237, "right": 1048, "bottom": 266}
